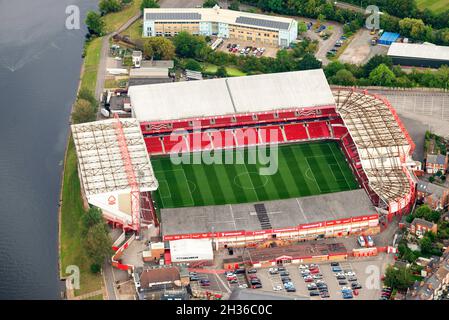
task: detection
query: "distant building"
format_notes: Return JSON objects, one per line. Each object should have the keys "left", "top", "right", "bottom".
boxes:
{"left": 409, "top": 218, "right": 438, "bottom": 237}
{"left": 388, "top": 43, "right": 449, "bottom": 68}
{"left": 426, "top": 153, "right": 448, "bottom": 174}
{"left": 134, "top": 266, "right": 185, "bottom": 300}
{"left": 417, "top": 181, "right": 449, "bottom": 210}
{"left": 143, "top": 6, "right": 298, "bottom": 47}
{"left": 407, "top": 250, "right": 449, "bottom": 300}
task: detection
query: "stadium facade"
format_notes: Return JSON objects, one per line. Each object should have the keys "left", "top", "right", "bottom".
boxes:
{"left": 143, "top": 6, "right": 298, "bottom": 47}
{"left": 72, "top": 70, "right": 417, "bottom": 246}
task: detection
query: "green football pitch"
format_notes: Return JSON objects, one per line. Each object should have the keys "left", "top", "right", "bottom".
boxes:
{"left": 151, "top": 141, "right": 359, "bottom": 209}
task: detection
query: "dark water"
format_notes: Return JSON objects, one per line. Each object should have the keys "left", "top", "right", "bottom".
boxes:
{"left": 0, "top": 0, "right": 97, "bottom": 299}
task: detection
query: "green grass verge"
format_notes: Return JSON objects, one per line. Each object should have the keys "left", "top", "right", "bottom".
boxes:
{"left": 120, "top": 19, "right": 143, "bottom": 43}
{"left": 81, "top": 37, "right": 102, "bottom": 93}
{"left": 201, "top": 63, "right": 247, "bottom": 77}
{"left": 151, "top": 141, "right": 358, "bottom": 208}
{"left": 416, "top": 0, "right": 449, "bottom": 13}
{"left": 60, "top": 139, "right": 103, "bottom": 296}
{"left": 104, "top": 0, "right": 143, "bottom": 33}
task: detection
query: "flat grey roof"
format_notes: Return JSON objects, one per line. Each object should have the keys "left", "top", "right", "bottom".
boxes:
{"left": 129, "top": 70, "right": 335, "bottom": 122}
{"left": 235, "top": 16, "right": 290, "bottom": 30}
{"left": 145, "top": 12, "right": 201, "bottom": 21}
{"left": 161, "top": 189, "right": 377, "bottom": 236}
{"left": 388, "top": 43, "right": 449, "bottom": 62}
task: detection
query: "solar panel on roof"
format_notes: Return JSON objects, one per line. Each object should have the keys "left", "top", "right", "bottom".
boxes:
{"left": 145, "top": 12, "right": 201, "bottom": 20}
{"left": 235, "top": 16, "right": 290, "bottom": 30}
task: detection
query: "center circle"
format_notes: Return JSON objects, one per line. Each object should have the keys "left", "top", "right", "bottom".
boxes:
{"left": 234, "top": 172, "right": 268, "bottom": 190}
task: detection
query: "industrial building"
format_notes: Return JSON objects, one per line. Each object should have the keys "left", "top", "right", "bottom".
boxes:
{"left": 387, "top": 43, "right": 449, "bottom": 68}
{"left": 143, "top": 6, "right": 297, "bottom": 47}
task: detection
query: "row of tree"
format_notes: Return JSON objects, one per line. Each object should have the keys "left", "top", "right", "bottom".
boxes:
{"left": 240, "top": 0, "right": 449, "bottom": 46}
{"left": 325, "top": 55, "right": 449, "bottom": 90}
{"left": 86, "top": 0, "right": 160, "bottom": 37}
{"left": 342, "top": 0, "right": 449, "bottom": 30}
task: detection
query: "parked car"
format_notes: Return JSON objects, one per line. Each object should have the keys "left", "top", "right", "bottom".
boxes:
{"left": 320, "top": 291, "right": 330, "bottom": 298}
{"left": 252, "top": 283, "right": 262, "bottom": 289}
{"left": 281, "top": 277, "right": 292, "bottom": 283}
{"left": 280, "top": 271, "right": 290, "bottom": 276}
{"left": 304, "top": 276, "right": 314, "bottom": 283}
{"left": 239, "top": 284, "right": 248, "bottom": 289}
{"left": 332, "top": 267, "right": 342, "bottom": 272}
{"left": 268, "top": 267, "right": 278, "bottom": 274}
{"left": 351, "top": 283, "right": 362, "bottom": 290}
{"left": 331, "top": 262, "right": 340, "bottom": 267}
{"left": 338, "top": 280, "right": 348, "bottom": 286}
{"left": 310, "top": 268, "right": 320, "bottom": 274}
{"left": 277, "top": 267, "right": 286, "bottom": 272}
{"left": 225, "top": 271, "right": 234, "bottom": 276}
{"left": 337, "top": 275, "right": 346, "bottom": 280}
{"left": 348, "top": 276, "right": 358, "bottom": 282}
{"left": 309, "top": 290, "right": 320, "bottom": 296}
{"left": 234, "top": 268, "right": 246, "bottom": 274}
{"left": 229, "top": 279, "right": 238, "bottom": 284}
{"left": 286, "top": 287, "right": 296, "bottom": 292}
{"left": 247, "top": 268, "right": 257, "bottom": 274}
{"left": 298, "top": 264, "right": 308, "bottom": 270}
{"left": 313, "top": 274, "right": 323, "bottom": 279}
{"left": 273, "top": 285, "right": 283, "bottom": 291}
{"left": 353, "top": 289, "right": 359, "bottom": 296}
{"left": 190, "top": 276, "right": 199, "bottom": 281}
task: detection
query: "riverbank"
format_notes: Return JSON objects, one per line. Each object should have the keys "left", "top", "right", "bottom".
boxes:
{"left": 58, "top": 1, "right": 143, "bottom": 298}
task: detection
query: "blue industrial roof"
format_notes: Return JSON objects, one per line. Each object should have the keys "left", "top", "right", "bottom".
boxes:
{"left": 379, "top": 32, "right": 400, "bottom": 44}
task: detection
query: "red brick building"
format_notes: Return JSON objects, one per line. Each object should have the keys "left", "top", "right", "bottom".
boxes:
{"left": 426, "top": 153, "right": 448, "bottom": 174}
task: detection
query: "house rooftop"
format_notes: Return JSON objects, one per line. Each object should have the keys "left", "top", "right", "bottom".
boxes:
{"left": 427, "top": 154, "right": 447, "bottom": 165}
{"left": 411, "top": 217, "right": 435, "bottom": 229}
{"left": 139, "top": 267, "right": 180, "bottom": 289}
{"left": 417, "top": 180, "right": 447, "bottom": 198}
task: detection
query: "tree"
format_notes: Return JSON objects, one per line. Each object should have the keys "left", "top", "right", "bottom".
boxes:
{"left": 72, "top": 99, "right": 96, "bottom": 124}
{"left": 414, "top": 204, "right": 433, "bottom": 219}
{"left": 203, "top": 0, "right": 218, "bottom": 8}
{"left": 99, "top": 0, "right": 122, "bottom": 16}
{"left": 331, "top": 69, "right": 356, "bottom": 86}
{"left": 429, "top": 175, "right": 435, "bottom": 183}
{"left": 420, "top": 235, "right": 433, "bottom": 254}
{"left": 298, "top": 53, "right": 322, "bottom": 70}
{"left": 140, "top": 0, "right": 159, "bottom": 12}
{"left": 82, "top": 207, "right": 103, "bottom": 235}
{"left": 324, "top": 61, "right": 346, "bottom": 78}
{"left": 173, "top": 32, "right": 208, "bottom": 58}
{"left": 90, "top": 263, "right": 102, "bottom": 274}
{"left": 384, "top": 265, "right": 414, "bottom": 291}
{"left": 84, "top": 223, "right": 113, "bottom": 265}
{"left": 85, "top": 11, "right": 105, "bottom": 36}
{"left": 228, "top": 1, "right": 240, "bottom": 11}
{"left": 297, "top": 21, "right": 308, "bottom": 35}
{"left": 78, "top": 88, "right": 98, "bottom": 109}
{"left": 369, "top": 64, "right": 396, "bottom": 86}
{"left": 399, "top": 18, "right": 431, "bottom": 40}
{"left": 143, "top": 37, "right": 175, "bottom": 60}
{"left": 364, "top": 55, "right": 393, "bottom": 77}
{"left": 216, "top": 66, "right": 228, "bottom": 78}
{"left": 184, "top": 59, "right": 203, "bottom": 72}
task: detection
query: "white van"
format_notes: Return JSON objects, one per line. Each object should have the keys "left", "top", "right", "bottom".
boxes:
{"left": 357, "top": 235, "right": 366, "bottom": 247}
{"left": 366, "top": 235, "right": 374, "bottom": 247}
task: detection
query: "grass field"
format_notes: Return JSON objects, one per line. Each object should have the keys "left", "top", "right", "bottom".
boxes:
{"left": 416, "top": 0, "right": 449, "bottom": 13}
{"left": 151, "top": 141, "right": 359, "bottom": 208}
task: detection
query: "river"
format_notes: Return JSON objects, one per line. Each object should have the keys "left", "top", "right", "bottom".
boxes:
{"left": 0, "top": 0, "right": 97, "bottom": 299}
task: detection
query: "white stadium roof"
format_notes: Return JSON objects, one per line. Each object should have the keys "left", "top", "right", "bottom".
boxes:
{"left": 71, "top": 118, "right": 158, "bottom": 197}
{"left": 387, "top": 43, "right": 449, "bottom": 62}
{"left": 128, "top": 69, "right": 335, "bottom": 122}
{"left": 334, "top": 89, "right": 414, "bottom": 208}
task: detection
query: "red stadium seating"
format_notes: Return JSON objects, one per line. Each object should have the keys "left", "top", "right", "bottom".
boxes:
{"left": 162, "top": 134, "right": 189, "bottom": 154}
{"left": 234, "top": 128, "right": 260, "bottom": 147}
{"left": 188, "top": 131, "right": 212, "bottom": 152}
{"left": 209, "top": 129, "right": 236, "bottom": 149}
{"left": 259, "top": 125, "right": 285, "bottom": 144}
{"left": 307, "top": 121, "right": 331, "bottom": 139}
{"left": 144, "top": 136, "right": 164, "bottom": 155}
{"left": 284, "top": 123, "right": 309, "bottom": 141}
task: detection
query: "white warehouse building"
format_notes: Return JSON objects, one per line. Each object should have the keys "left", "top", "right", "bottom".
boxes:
{"left": 143, "top": 5, "right": 298, "bottom": 47}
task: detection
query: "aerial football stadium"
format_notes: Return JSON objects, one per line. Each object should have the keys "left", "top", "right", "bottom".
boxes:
{"left": 72, "top": 69, "right": 416, "bottom": 248}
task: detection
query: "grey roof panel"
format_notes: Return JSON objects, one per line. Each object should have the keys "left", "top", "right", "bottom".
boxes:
{"left": 145, "top": 12, "right": 201, "bottom": 21}
{"left": 235, "top": 16, "right": 290, "bottom": 30}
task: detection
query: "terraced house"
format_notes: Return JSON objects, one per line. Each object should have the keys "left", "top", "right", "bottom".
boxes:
{"left": 143, "top": 5, "right": 298, "bottom": 47}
